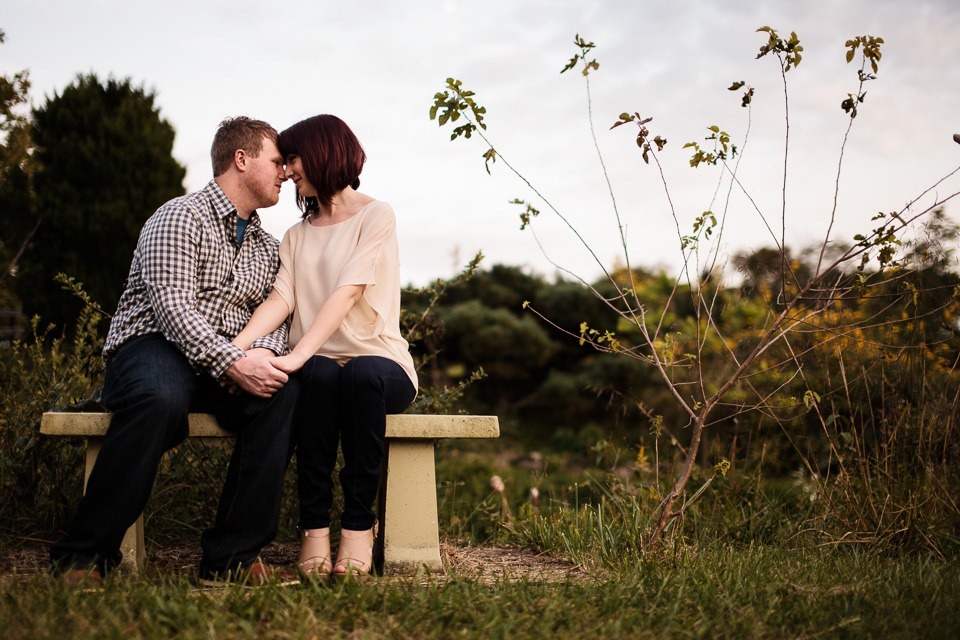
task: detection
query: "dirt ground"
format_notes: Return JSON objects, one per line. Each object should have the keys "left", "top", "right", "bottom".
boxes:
{"left": 0, "top": 538, "right": 587, "bottom": 586}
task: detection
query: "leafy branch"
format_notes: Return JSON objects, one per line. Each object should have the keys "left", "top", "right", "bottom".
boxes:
{"left": 561, "top": 33, "right": 599, "bottom": 76}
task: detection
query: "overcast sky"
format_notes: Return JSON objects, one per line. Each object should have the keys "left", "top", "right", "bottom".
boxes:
{"left": 4, "top": 0, "right": 959, "bottom": 286}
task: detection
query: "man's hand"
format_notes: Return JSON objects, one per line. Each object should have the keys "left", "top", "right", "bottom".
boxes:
{"left": 222, "top": 352, "right": 289, "bottom": 398}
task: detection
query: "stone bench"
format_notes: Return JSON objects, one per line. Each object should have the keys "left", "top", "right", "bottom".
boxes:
{"left": 40, "top": 412, "right": 499, "bottom": 576}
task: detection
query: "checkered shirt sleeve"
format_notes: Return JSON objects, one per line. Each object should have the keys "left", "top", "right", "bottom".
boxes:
{"left": 103, "top": 181, "right": 288, "bottom": 379}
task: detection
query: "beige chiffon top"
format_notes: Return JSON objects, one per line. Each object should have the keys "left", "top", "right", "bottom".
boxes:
{"left": 272, "top": 201, "right": 417, "bottom": 388}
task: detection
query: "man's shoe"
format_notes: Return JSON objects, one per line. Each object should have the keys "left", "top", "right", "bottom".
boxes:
{"left": 199, "top": 558, "right": 297, "bottom": 588}
{"left": 61, "top": 568, "right": 104, "bottom": 588}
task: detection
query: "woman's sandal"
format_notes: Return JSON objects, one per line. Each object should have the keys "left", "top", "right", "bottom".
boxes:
{"left": 333, "top": 525, "right": 375, "bottom": 579}
{"left": 298, "top": 527, "right": 333, "bottom": 578}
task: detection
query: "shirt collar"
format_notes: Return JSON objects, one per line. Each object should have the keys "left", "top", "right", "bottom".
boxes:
{"left": 203, "top": 180, "right": 262, "bottom": 228}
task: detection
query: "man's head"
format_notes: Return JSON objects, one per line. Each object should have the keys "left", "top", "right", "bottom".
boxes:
{"left": 211, "top": 117, "right": 278, "bottom": 177}
{"left": 212, "top": 117, "right": 285, "bottom": 215}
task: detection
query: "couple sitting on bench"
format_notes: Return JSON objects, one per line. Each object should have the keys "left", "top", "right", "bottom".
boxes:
{"left": 51, "top": 114, "right": 417, "bottom": 587}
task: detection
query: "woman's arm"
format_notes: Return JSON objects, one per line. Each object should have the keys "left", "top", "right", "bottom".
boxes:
{"left": 232, "top": 290, "right": 291, "bottom": 351}
{"left": 271, "top": 283, "right": 365, "bottom": 373}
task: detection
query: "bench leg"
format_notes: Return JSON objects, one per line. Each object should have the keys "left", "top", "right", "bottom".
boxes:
{"left": 377, "top": 439, "right": 442, "bottom": 575}
{"left": 83, "top": 438, "right": 146, "bottom": 574}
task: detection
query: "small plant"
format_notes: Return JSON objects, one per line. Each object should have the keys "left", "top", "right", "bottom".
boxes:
{"left": 0, "top": 275, "right": 105, "bottom": 533}
{"left": 402, "top": 251, "right": 487, "bottom": 413}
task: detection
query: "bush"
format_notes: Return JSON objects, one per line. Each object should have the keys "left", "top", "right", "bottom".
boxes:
{"left": 0, "top": 277, "right": 105, "bottom": 534}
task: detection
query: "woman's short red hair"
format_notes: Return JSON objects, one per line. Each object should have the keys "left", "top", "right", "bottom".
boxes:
{"left": 278, "top": 114, "right": 366, "bottom": 215}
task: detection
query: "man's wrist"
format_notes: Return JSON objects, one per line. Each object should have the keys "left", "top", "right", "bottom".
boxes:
{"left": 218, "top": 351, "right": 246, "bottom": 381}
{"left": 207, "top": 341, "right": 246, "bottom": 380}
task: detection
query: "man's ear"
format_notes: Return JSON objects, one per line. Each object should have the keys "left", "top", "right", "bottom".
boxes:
{"left": 234, "top": 149, "right": 247, "bottom": 171}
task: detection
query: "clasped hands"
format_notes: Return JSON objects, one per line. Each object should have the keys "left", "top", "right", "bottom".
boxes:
{"left": 220, "top": 348, "right": 311, "bottom": 398}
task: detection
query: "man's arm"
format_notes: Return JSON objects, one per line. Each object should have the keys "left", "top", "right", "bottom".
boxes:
{"left": 138, "top": 202, "right": 287, "bottom": 394}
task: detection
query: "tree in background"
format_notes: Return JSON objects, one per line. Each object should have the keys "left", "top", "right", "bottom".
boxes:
{"left": 0, "top": 28, "right": 37, "bottom": 312}
{"left": 13, "top": 74, "right": 186, "bottom": 329}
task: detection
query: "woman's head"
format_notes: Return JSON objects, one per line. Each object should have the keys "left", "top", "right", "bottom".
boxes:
{"left": 278, "top": 114, "right": 366, "bottom": 215}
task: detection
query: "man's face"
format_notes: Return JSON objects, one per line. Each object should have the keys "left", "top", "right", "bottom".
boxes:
{"left": 245, "top": 137, "right": 286, "bottom": 209}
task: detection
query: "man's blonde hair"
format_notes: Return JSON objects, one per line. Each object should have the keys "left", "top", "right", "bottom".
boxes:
{"left": 210, "top": 117, "right": 278, "bottom": 177}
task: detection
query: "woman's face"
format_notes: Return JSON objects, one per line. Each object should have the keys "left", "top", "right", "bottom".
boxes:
{"left": 284, "top": 155, "right": 317, "bottom": 198}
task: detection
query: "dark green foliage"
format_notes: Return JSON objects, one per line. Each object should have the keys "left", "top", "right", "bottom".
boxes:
{"left": 440, "top": 300, "right": 554, "bottom": 402}
{"left": 0, "top": 29, "right": 36, "bottom": 310}
{"left": 0, "top": 160, "right": 35, "bottom": 309}
{"left": 0, "top": 279, "right": 105, "bottom": 533}
{"left": 13, "top": 74, "right": 186, "bottom": 329}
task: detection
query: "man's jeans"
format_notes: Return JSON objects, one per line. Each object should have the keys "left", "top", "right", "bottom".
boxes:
{"left": 49, "top": 334, "right": 299, "bottom": 576}
{"left": 297, "top": 355, "right": 416, "bottom": 531}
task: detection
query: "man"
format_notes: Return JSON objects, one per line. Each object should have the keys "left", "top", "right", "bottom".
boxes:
{"left": 51, "top": 117, "right": 297, "bottom": 586}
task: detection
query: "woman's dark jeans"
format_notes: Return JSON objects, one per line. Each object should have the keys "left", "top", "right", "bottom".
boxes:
{"left": 49, "top": 334, "right": 300, "bottom": 577}
{"left": 297, "top": 355, "right": 416, "bottom": 531}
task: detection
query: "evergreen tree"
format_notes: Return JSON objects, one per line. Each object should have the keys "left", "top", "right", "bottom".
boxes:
{"left": 0, "top": 28, "right": 36, "bottom": 311}
{"left": 14, "top": 73, "right": 185, "bottom": 329}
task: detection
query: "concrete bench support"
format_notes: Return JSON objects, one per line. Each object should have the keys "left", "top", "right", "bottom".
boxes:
{"left": 40, "top": 412, "right": 499, "bottom": 576}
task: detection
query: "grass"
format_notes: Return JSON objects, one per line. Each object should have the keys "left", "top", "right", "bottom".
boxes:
{"left": 2, "top": 545, "right": 957, "bottom": 639}
{"left": 3, "top": 440, "right": 958, "bottom": 639}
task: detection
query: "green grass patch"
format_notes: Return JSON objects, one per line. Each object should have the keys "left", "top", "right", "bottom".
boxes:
{"left": 3, "top": 545, "right": 957, "bottom": 639}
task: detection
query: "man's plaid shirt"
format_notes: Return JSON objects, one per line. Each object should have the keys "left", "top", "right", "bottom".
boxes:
{"left": 103, "top": 180, "right": 288, "bottom": 379}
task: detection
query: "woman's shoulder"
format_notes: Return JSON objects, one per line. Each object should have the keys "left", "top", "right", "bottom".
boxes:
{"left": 360, "top": 199, "right": 396, "bottom": 224}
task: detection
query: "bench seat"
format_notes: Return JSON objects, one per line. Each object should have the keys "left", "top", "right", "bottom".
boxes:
{"left": 40, "top": 412, "right": 499, "bottom": 576}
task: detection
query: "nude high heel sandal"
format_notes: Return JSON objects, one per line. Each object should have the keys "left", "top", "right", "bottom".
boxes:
{"left": 333, "top": 525, "right": 375, "bottom": 578}
{"left": 298, "top": 527, "right": 333, "bottom": 578}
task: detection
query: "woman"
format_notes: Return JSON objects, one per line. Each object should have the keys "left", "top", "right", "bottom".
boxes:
{"left": 232, "top": 114, "right": 417, "bottom": 577}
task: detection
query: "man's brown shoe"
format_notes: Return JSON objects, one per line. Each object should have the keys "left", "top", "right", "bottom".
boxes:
{"left": 61, "top": 568, "right": 104, "bottom": 588}
{"left": 199, "top": 558, "right": 297, "bottom": 588}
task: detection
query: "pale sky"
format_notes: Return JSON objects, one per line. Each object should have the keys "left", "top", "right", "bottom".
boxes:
{"left": 4, "top": 0, "right": 959, "bottom": 286}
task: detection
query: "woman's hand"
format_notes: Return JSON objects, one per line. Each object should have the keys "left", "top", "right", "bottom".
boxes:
{"left": 271, "top": 351, "right": 310, "bottom": 374}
